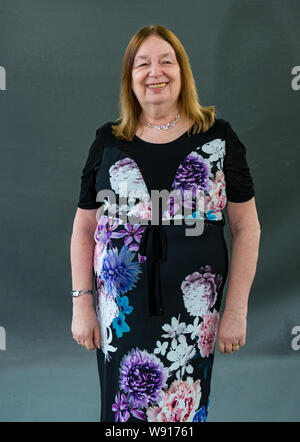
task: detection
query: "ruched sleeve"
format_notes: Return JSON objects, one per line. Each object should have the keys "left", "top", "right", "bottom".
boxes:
{"left": 223, "top": 120, "right": 255, "bottom": 203}
{"left": 77, "top": 127, "right": 104, "bottom": 209}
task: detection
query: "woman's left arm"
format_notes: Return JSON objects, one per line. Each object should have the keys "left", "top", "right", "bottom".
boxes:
{"left": 218, "top": 197, "right": 261, "bottom": 353}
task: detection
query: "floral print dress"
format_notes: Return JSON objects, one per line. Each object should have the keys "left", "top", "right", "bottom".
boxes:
{"left": 77, "top": 118, "right": 255, "bottom": 422}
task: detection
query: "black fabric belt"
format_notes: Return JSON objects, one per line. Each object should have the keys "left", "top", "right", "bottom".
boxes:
{"left": 137, "top": 217, "right": 225, "bottom": 317}
{"left": 138, "top": 224, "right": 168, "bottom": 317}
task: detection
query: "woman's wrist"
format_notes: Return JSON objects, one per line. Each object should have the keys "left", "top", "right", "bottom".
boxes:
{"left": 72, "top": 293, "right": 94, "bottom": 308}
{"left": 223, "top": 305, "right": 248, "bottom": 317}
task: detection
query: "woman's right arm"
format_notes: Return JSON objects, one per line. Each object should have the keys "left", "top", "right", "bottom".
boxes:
{"left": 70, "top": 207, "right": 101, "bottom": 351}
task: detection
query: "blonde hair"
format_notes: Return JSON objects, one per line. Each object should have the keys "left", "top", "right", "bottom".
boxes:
{"left": 111, "top": 24, "right": 216, "bottom": 142}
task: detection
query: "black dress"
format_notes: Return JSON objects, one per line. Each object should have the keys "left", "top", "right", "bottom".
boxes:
{"left": 77, "top": 118, "right": 255, "bottom": 422}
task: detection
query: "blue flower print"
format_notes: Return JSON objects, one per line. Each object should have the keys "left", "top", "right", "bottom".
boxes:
{"left": 193, "top": 405, "right": 208, "bottom": 422}
{"left": 185, "top": 211, "right": 205, "bottom": 220}
{"left": 116, "top": 295, "right": 133, "bottom": 316}
{"left": 113, "top": 311, "right": 130, "bottom": 338}
{"left": 205, "top": 210, "right": 216, "bottom": 221}
{"left": 101, "top": 244, "right": 142, "bottom": 296}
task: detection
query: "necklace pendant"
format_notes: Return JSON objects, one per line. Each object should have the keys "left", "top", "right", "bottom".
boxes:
{"left": 146, "top": 114, "right": 181, "bottom": 131}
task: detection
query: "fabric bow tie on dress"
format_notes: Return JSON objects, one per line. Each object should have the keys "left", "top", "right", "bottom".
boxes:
{"left": 138, "top": 224, "right": 168, "bottom": 317}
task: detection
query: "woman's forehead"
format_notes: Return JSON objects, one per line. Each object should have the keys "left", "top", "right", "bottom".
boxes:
{"left": 135, "top": 37, "right": 175, "bottom": 59}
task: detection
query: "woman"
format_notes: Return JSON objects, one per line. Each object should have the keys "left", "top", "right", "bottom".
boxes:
{"left": 70, "top": 24, "right": 261, "bottom": 422}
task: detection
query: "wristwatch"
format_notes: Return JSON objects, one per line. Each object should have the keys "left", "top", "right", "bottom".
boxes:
{"left": 71, "top": 289, "right": 94, "bottom": 297}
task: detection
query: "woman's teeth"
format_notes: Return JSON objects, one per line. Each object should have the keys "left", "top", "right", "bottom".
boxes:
{"left": 147, "top": 82, "right": 168, "bottom": 89}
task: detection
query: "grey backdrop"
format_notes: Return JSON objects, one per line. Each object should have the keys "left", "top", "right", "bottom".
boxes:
{"left": 0, "top": 0, "right": 299, "bottom": 422}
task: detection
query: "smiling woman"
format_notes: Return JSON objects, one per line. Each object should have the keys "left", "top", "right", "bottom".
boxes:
{"left": 146, "top": 82, "right": 169, "bottom": 89}
{"left": 71, "top": 24, "right": 260, "bottom": 423}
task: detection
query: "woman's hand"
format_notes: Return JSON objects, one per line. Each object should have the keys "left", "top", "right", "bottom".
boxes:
{"left": 71, "top": 295, "right": 101, "bottom": 351}
{"left": 217, "top": 308, "right": 247, "bottom": 354}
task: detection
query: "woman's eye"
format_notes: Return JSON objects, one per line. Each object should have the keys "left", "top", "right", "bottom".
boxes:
{"left": 138, "top": 61, "right": 171, "bottom": 67}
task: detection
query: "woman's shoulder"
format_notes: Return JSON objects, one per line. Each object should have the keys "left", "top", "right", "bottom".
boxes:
{"left": 187, "top": 117, "right": 227, "bottom": 141}
{"left": 209, "top": 117, "right": 227, "bottom": 134}
{"left": 94, "top": 120, "right": 121, "bottom": 146}
{"left": 95, "top": 120, "right": 115, "bottom": 138}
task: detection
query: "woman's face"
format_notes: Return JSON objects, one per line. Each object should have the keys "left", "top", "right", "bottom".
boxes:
{"left": 131, "top": 35, "right": 181, "bottom": 113}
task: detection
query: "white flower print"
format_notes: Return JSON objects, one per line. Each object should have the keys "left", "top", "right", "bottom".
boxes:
{"left": 96, "top": 282, "right": 119, "bottom": 362}
{"left": 166, "top": 334, "right": 196, "bottom": 379}
{"left": 109, "top": 157, "right": 149, "bottom": 198}
{"left": 162, "top": 210, "right": 185, "bottom": 221}
{"left": 94, "top": 242, "right": 108, "bottom": 277}
{"left": 100, "top": 326, "right": 118, "bottom": 363}
{"left": 200, "top": 139, "right": 225, "bottom": 164}
{"left": 181, "top": 269, "right": 218, "bottom": 319}
{"left": 153, "top": 340, "right": 169, "bottom": 356}
{"left": 185, "top": 317, "right": 201, "bottom": 340}
{"left": 161, "top": 314, "right": 188, "bottom": 339}
{"left": 182, "top": 283, "right": 215, "bottom": 318}
{"left": 216, "top": 156, "right": 224, "bottom": 171}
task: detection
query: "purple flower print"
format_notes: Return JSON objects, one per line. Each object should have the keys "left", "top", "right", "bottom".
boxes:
{"left": 119, "top": 347, "right": 169, "bottom": 409}
{"left": 113, "top": 223, "right": 146, "bottom": 252}
{"left": 94, "top": 215, "right": 122, "bottom": 245}
{"left": 171, "top": 152, "right": 213, "bottom": 198}
{"left": 112, "top": 391, "right": 130, "bottom": 422}
{"left": 130, "top": 407, "right": 146, "bottom": 420}
{"left": 137, "top": 253, "right": 147, "bottom": 264}
{"left": 112, "top": 390, "right": 146, "bottom": 421}
{"left": 181, "top": 265, "right": 223, "bottom": 318}
{"left": 164, "top": 190, "right": 183, "bottom": 218}
{"left": 113, "top": 223, "right": 148, "bottom": 264}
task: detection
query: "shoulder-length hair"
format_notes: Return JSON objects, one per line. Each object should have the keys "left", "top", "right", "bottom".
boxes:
{"left": 111, "top": 24, "right": 216, "bottom": 142}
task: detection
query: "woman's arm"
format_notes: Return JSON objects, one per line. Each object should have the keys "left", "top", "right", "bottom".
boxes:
{"left": 224, "top": 197, "right": 261, "bottom": 315}
{"left": 70, "top": 208, "right": 100, "bottom": 350}
{"left": 218, "top": 197, "right": 261, "bottom": 353}
{"left": 70, "top": 208, "right": 98, "bottom": 296}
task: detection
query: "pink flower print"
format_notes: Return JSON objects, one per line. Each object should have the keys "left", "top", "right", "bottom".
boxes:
{"left": 126, "top": 198, "right": 152, "bottom": 221}
{"left": 205, "top": 171, "right": 227, "bottom": 217}
{"left": 197, "top": 309, "right": 219, "bottom": 357}
{"left": 93, "top": 241, "right": 106, "bottom": 275}
{"left": 146, "top": 376, "right": 201, "bottom": 422}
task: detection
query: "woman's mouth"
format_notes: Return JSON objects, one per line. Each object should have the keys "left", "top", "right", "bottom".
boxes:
{"left": 146, "top": 82, "right": 169, "bottom": 91}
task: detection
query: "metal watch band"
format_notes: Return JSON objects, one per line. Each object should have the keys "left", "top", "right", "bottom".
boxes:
{"left": 71, "top": 289, "right": 94, "bottom": 297}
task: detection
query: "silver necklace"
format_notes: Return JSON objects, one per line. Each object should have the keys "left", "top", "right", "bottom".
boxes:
{"left": 146, "top": 113, "right": 181, "bottom": 131}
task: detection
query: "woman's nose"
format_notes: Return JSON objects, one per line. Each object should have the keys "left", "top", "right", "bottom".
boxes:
{"left": 148, "top": 63, "right": 164, "bottom": 76}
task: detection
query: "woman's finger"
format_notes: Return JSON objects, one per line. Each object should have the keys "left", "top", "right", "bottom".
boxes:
{"left": 84, "top": 337, "right": 95, "bottom": 350}
{"left": 224, "top": 342, "right": 233, "bottom": 353}
{"left": 239, "top": 336, "right": 246, "bottom": 347}
{"left": 232, "top": 342, "right": 240, "bottom": 351}
{"left": 93, "top": 325, "right": 101, "bottom": 349}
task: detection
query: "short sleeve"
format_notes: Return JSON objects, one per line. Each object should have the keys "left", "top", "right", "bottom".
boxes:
{"left": 77, "top": 127, "right": 104, "bottom": 209}
{"left": 223, "top": 120, "right": 255, "bottom": 203}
